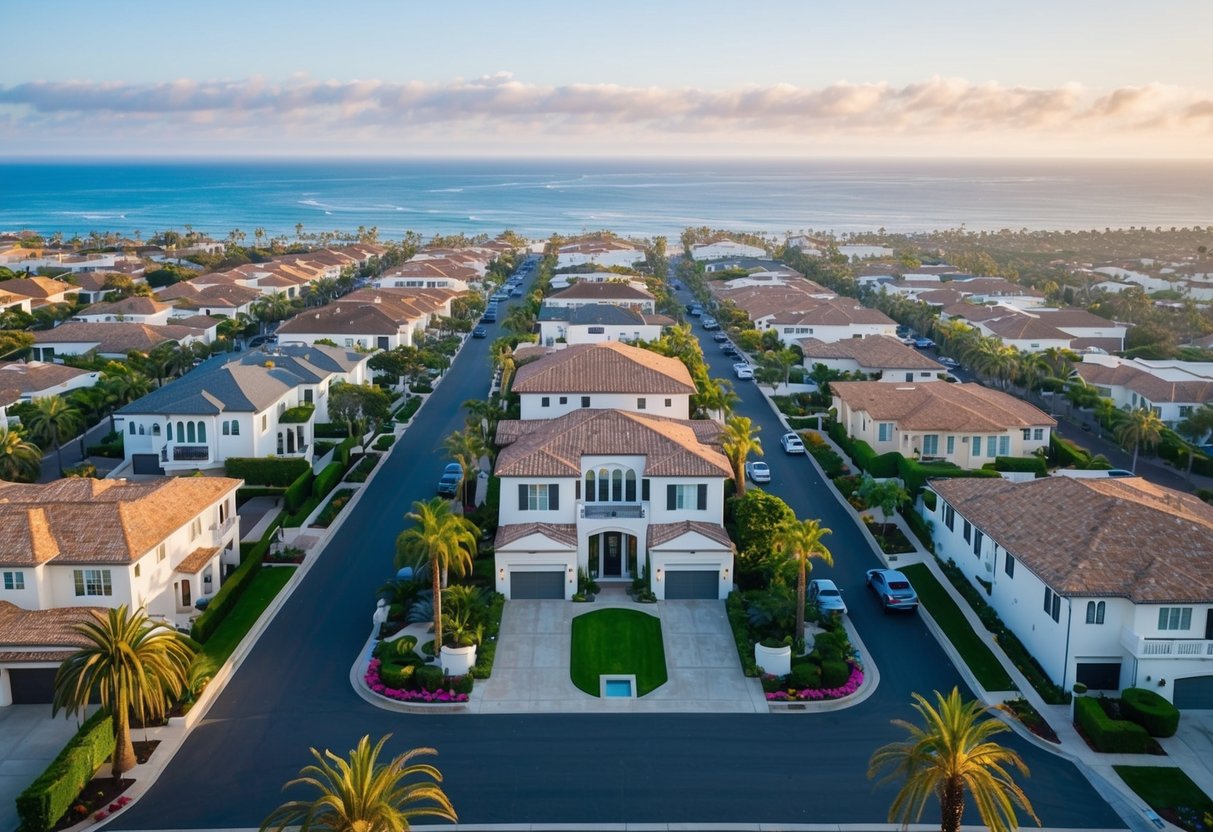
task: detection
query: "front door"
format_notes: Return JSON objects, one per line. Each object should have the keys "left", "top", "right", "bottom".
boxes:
{"left": 603, "top": 533, "right": 622, "bottom": 577}
{"left": 179, "top": 580, "right": 191, "bottom": 609}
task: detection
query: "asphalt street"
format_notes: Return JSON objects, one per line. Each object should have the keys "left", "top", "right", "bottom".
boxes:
{"left": 112, "top": 278, "right": 1123, "bottom": 830}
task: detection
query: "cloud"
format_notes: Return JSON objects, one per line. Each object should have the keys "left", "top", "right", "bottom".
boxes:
{"left": 0, "top": 75, "right": 1208, "bottom": 154}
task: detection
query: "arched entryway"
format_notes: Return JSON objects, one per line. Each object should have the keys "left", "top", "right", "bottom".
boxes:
{"left": 588, "top": 531, "right": 638, "bottom": 580}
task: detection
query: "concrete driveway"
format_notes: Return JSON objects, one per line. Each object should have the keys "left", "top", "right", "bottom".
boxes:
{"left": 473, "top": 591, "right": 767, "bottom": 713}
{"left": 0, "top": 706, "right": 96, "bottom": 832}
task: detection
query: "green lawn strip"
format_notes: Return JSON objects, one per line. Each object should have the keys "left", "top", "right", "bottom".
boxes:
{"left": 899, "top": 564, "right": 1016, "bottom": 692}
{"left": 570, "top": 608, "right": 668, "bottom": 696}
{"left": 193, "top": 567, "right": 296, "bottom": 678}
{"left": 1114, "top": 766, "right": 1213, "bottom": 827}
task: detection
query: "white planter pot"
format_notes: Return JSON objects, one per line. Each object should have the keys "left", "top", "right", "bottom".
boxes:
{"left": 440, "top": 644, "right": 477, "bottom": 676}
{"left": 754, "top": 643, "right": 791, "bottom": 678}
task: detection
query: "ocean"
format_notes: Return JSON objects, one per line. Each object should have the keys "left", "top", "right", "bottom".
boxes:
{"left": 2, "top": 158, "right": 1211, "bottom": 241}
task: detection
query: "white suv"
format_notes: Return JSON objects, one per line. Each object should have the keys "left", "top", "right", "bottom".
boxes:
{"left": 733, "top": 362, "right": 754, "bottom": 380}
{"left": 780, "top": 432, "right": 806, "bottom": 454}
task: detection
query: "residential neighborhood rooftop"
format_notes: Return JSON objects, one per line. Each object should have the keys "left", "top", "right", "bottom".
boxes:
{"left": 799, "top": 335, "right": 944, "bottom": 370}
{"left": 511, "top": 342, "right": 696, "bottom": 395}
{"left": 830, "top": 381, "right": 1056, "bottom": 431}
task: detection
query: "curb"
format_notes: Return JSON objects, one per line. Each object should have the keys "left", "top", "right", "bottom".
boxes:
{"left": 765, "top": 615, "right": 880, "bottom": 714}
{"left": 348, "top": 629, "right": 471, "bottom": 715}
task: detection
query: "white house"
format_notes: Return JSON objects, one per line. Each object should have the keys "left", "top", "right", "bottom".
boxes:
{"left": 691, "top": 240, "right": 767, "bottom": 260}
{"left": 556, "top": 240, "right": 645, "bottom": 270}
{"left": 116, "top": 344, "right": 371, "bottom": 475}
{"left": 544, "top": 282, "right": 656, "bottom": 314}
{"left": 765, "top": 297, "right": 898, "bottom": 346}
{"left": 1072, "top": 355, "right": 1213, "bottom": 428}
{"left": 536, "top": 303, "right": 670, "bottom": 347}
{"left": 0, "top": 361, "right": 101, "bottom": 402}
{"left": 493, "top": 409, "right": 733, "bottom": 601}
{"left": 73, "top": 296, "right": 175, "bottom": 326}
{"left": 30, "top": 321, "right": 209, "bottom": 362}
{"left": 0, "top": 476, "right": 242, "bottom": 705}
{"left": 922, "top": 476, "right": 1213, "bottom": 707}
{"left": 831, "top": 381, "right": 1054, "bottom": 466}
{"left": 512, "top": 341, "right": 696, "bottom": 421}
{"left": 799, "top": 335, "right": 945, "bottom": 382}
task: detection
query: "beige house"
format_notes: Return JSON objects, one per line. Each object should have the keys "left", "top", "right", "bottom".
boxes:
{"left": 799, "top": 335, "right": 944, "bottom": 382}
{"left": 831, "top": 381, "right": 1054, "bottom": 466}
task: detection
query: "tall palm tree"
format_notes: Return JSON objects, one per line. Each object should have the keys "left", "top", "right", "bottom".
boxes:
{"left": 261, "top": 735, "right": 457, "bottom": 832}
{"left": 868, "top": 688, "right": 1038, "bottom": 832}
{"left": 443, "top": 429, "right": 487, "bottom": 508}
{"left": 52, "top": 605, "right": 194, "bottom": 778}
{"left": 463, "top": 397, "right": 505, "bottom": 449}
{"left": 0, "top": 428, "right": 43, "bottom": 482}
{"left": 721, "top": 416, "right": 762, "bottom": 497}
{"left": 771, "top": 517, "right": 833, "bottom": 650}
{"left": 395, "top": 498, "right": 477, "bottom": 649}
{"left": 26, "top": 395, "right": 82, "bottom": 477}
{"left": 1177, "top": 404, "right": 1213, "bottom": 481}
{"left": 694, "top": 378, "right": 739, "bottom": 422}
{"left": 489, "top": 339, "right": 516, "bottom": 394}
{"left": 1115, "top": 407, "right": 1165, "bottom": 473}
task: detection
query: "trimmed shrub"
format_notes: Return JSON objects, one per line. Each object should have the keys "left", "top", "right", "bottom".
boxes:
{"left": 313, "top": 488, "right": 354, "bottom": 527}
{"left": 851, "top": 440, "right": 901, "bottom": 477}
{"left": 470, "top": 593, "right": 505, "bottom": 679}
{"left": 379, "top": 662, "right": 416, "bottom": 689}
{"left": 1120, "top": 687, "right": 1180, "bottom": 738}
{"left": 897, "top": 456, "right": 1001, "bottom": 496}
{"left": 726, "top": 591, "right": 760, "bottom": 677}
{"left": 312, "top": 462, "right": 344, "bottom": 500}
{"left": 415, "top": 664, "right": 444, "bottom": 693}
{"left": 790, "top": 662, "right": 822, "bottom": 690}
{"left": 1050, "top": 433, "right": 1091, "bottom": 468}
{"left": 820, "top": 659, "right": 850, "bottom": 689}
{"left": 808, "top": 444, "right": 846, "bottom": 478}
{"left": 344, "top": 455, "right": 379, "bottom": 483}
{"left": 313, "top": 422, "right": 348, "bottom": 439}
{"left": 224, "top": 457, "right": 311, "bottom": 487}
{"left": 993, "top": 455, "right": 1048, "bottom": 476}
{"left": 283, "top": 467, "right": 315, "bottom": 512}
{"left": 394, "top": 395, "right": 423, "bottom": 422}
{"left": 1075, "top": 696, "right": 1149, "bottom": 753}
{"left": 448, "top": 674, "right": 474, "bottom": 695}
{"left": 191, "top": 513, "right": 282, "bottom": 642}
{"left": 335, "top": 435, "right": 358, "bottom": 468}
{"left": 16, "top": 710, "right": 115, "bottom": 832}
{"left": 373, "top": 434, "right": 396, "bottom": 451}
{"left": 902, "top": 508, "right": 935, "bottom": 552}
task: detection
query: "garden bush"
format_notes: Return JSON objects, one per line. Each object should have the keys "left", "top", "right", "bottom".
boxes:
{"left": 283, "top": 467, "right": 315, "bottom": 512}
{"left": 379, "top": 662, "right": 416, "bottom": 689}
{"left": 1120, "top": 688, "right": 1180, "bottom": 738}
{"left": 448, "top": 674, "right": 474, "bottom": 695}
{"left": 313, "top": 422, "right": 348, "bottom": 438}
{"left": 344, "top": 455, "right": 379, "bottom": 483}
{"left": 415, "top": 664, "right": 444, "bottom": 692}
{"left": 373, "top": 433, "right": 396, "bottom": 451}
{"left": 808, "top": 444, "right": 846, "bottom": 478}
{"left": 897, "top": 456, "right": 1000, "bottom": 495}
{"left": 335, "top": 435, "right": 358, "bottom": 468}
{"left": 790, "top": 662, "right": 822, "bottom": 690}
{"left": 313, "top": 488, "right": 354, "bottom": 527}
{"left": 394, "top": 395, "right": 423, "bottom": 423}
{"left": 725, "top": 591, "right": 760, "bottom": 677}
{"left": 470, "top": 593, "right": 505, "bottom": 679}
{"left": 1050, "top": 434, "right": 1091, "bottom": 468}
{"left": 16, "top": 710, "right": 115, "bottom": 832}
{"left": 851, "top": 440, "right": 900, "bottom": 477}
{"left": 991, "top": 455, "right": 1048, "bottom": 476}
{"left": 820, "top": 659, "right": 851, "bottom": 689}
{"left": 312, "top": 462, "right": 344, "bottom": 500}
{"left": 1075, "top": 696, "right": 1149, "bottom": 753}
{"left": 86, "top": 438, "right": 124, "bottom": 458}
{"left": 224, "top": 457, "right": 311, "bottom": 487}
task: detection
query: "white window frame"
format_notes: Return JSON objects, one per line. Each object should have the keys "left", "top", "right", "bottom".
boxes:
{"left": 3, "top": 570, "right": 24, "bottom": 590}
{"left": 73, "top": 569, "right": 113, "bottom": 597}
{"left": 1158, "top": 607, "right": 1192, "bottom": 631}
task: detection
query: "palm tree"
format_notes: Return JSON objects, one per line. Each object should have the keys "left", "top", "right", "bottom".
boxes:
{"left": 694, "top": 378, "right": 739, "bottom": 422}
{"left": 261, "top": 735, "right": 456, "bottom": 832}
{"left": 771, "top": 517, "right": 833, "bottom": 650}
{"left": 868, "top": 688, "right": 1038, "bottom": 832}
{"left": 25, "top": 395, "right": 82, "bottom": 477}
{"left": 1115, "top": 407, "right": 1165, "bottom": 473}
{"left": 52, "top": 605, "right": 194, "bottom": 778}
{"left": 721, "top": 416, "right": 762, "bottom": 497}
{"left": 443, "top": 429, "right": 487, "bottom": 508}
{"left": 395, "top": 498, "right": 477, "bottom": 649}
{"left": 463, "top": 397, "right": 505, "bottom": 449}
{"left": 1176, "top": 404, "right": 1213, "bottom": 481}
{"left": 489, "top": 339, "right": 516, "bottom": 394}
{"left": 0, "top": 428, "right": 42, "bottom": 482}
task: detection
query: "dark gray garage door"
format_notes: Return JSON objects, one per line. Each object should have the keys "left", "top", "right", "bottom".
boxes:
{"left": 1076, "top": 662, "right": 1121, "bottom": 691}
{"left": 510, "top": 571, "right": 564, "bottom": 600}
{"left": 7, "top": 668, "right": 58, "bottom": 704}
{"left": 132, "top": 454, "right": 164, "bottom": 476}
{"left": 1173, "top": 675, "right": 1213, "bottom": 710}
{"left": 664, "top": 570, "right": 719, "bottom": 600}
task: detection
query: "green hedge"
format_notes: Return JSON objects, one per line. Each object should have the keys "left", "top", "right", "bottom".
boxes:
{"left": 851, "top": 439, "right": 901, "bottom": 477}
{"left": 16, "top": 710, "right": 115, "bottom": 832}
{"left": 191, "top": 513, "right": 282, "bottom": 643}
{"left": 335, "top": 435, "right": 358, "bottom": 468}
{"left": 313, "top": 422, "right": 348, "bottom": 439}
{"left": 897, "top": 456, "right": 1001, "bottom": 495}
{"left": 992, "top": 455, "right": 1048, "bottom": 476}
{"left": 86, "top": 439, "right": 124, "bottom": 459}
{"left": 394, "top": 395, "right": 423, "bottom": 422}
{"left": 902, "top": 507, "right": 934, "bottom": 552}
{"left": 284, "top": 467, "right": 315, "bottom": 512}
{"left": 1050, "top": 434, "right": 1091, "bottom": 468}
{"left": 312, "top": 462, "right": 344, "bottom": 500}
{"left": 1075, "top": 696, "right": 1149, "bottom": 753}
{"left": 224, "top": 457, "right": 311, "bottom": 487}
{"left": 1120, "top": 688, "right": 1180, "bottom": 738}
{"left": 725, "top": 591, "right": 759, "bottom": 676}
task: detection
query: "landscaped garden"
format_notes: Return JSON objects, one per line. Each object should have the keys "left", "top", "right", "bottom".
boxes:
{"left": 1115, "top": 766, "right": 1213, "bottom": 832}
{"left": 570, "top": 608, "right": 668, "bottom": 696}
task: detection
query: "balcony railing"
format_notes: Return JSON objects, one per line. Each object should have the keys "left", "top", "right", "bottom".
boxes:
{"left": 580, "top": 503, "right": 645, "bottom": 519}
{"left": 1120, "top": 627, "right": 1213, "bottom": 659}
{"left": 211, "top": 514, "right": 237, "bottom": 536}
{"left": 163, "top": 445, "right": 210, "bottom": 462}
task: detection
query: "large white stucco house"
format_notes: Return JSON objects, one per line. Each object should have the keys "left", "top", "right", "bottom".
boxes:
{"left": 492, "top": 409, "right": 734, "bottom": 601}
{"left": 922, "top": 476, "right": 1213, "bottom": 707}
{"left": 0, "top": 476, "right": 241, "bottom": 706}
{"left": 116, "top": 344, "right": 370, "bottom": 475}
{"left": 512, "top": 341, "right": 696, "bottom": 421}
{"left": 691, "top": 240, "right": 767, "bottom": 260}
{"left": 1072, "top": 354, "right": 1213, "bottom": 429}
{"left": 556, "top": 239, "right": 645, "bottom": 270}
{"left": 536, "top": 303, "right": 671, "bottom": 347}
{"left": 831, "top": 381, "right": 1054, "bottom": 466}
{"left": 763, "top": 297, "right": 898, "bottom": 346}
{"left": 544, "top": 282, "right": 656, "bottom": 314}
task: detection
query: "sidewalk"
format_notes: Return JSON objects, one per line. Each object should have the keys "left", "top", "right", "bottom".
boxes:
{"left": 760, "top": 384, "right": 1211, "bottom": 832}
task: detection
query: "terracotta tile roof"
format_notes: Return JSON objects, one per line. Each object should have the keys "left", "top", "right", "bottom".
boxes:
{"left": 0, "top": 602, "right": 102, "bottom": 648}
{"left": 176, "top": 546, "right": 220, "bottom": 574}
{"left": 646, "top": 521, "right": 734, "bottom": 549}
{"left": 983, "top": 315, "right": 1067, "bottom": 341}
{"left": 0, "top": 361, "right": 95, "bottom": 394}
{"left": 495, "top": 410, "right": 730, "bottom": 478}
{"left": 642, "top": 313, "right": 676, "bottom": 326}
{"left": 278, "top": 304, "right": 403, "bottom": 336}
{"left": 1074, "top": 362, "right": 1213, "bottom": 404}
{"left": 1031, "top": 308, "right": 1120, "bottom": 329}
{"left": 494, "top": 523, "right": 578, "bottom": 549}
{"left": 512, "top": 342, "right": 695, "bottom": 395}
{"left": 798, "top": 336, "right": 944, "bottom": 371}
{"left": 32, "top": 322, "right": 202, "bottom": 354}
{"left": 1069, "top": 337, "right": 1126, "bottom": 353}
{"left": 769, "top": 297, "right": 895, "bottom": 327}
{"left": 831, "top": 381, "right": 1055, "bottom": 432}
{"left": 0, "top": 478, "right": 240, "bottom": 566}
{"left": 929, "top": 477, "right": 1213, "bottom": 603}
{"left": 1, "top": 276, "right": 78, "bottom": 299}
{"left": 942, "top": 303, "right": 1010, "bottom": 322}
{"left": 79, "top": 296, "right": 170, "bottom": 317}
{"left": 0, "top": 649, "right": 77, "bottom": 663}
{"left": 169, "top": 314, "right": 223, "bottom": 330}
{"left": 548, "top": 283, "right": 654, "bottom": 302}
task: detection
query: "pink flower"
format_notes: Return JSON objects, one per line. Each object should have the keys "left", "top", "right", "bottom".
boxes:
{"left": 94, "top": 811, "right": 108, "bottom": 821}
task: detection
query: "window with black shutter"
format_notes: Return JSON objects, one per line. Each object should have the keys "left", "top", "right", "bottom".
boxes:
{"left": 697, "top": 484, "right": 707, "bottom": 510}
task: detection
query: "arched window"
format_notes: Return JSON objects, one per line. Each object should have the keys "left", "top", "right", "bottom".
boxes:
{"left": 1095, "top": 601, "right": 1105, "bottom": 624}
{"left": 1085, "top": 601, "right": 1106, "bottom": 624}
{"left": 176, "top": 421, "right": 185, "bottom": 443}
{"left": 611, "top": 469, "right": 623, "bottom": 501}
{"left": 230, "top": 420, "right": 240, "bottom": 436}
{"left": 625, "top": 470, "right": 637, "bottom": 502}
{"left": 223, "top": 422, "right": 230, "bottom": 436}
{"left": 186, "top": 422, "right": 196, "bottom": 443}
{"left": 197, "top": 422, "right": 206, "bottom": 442}
{"left": 138, "top": 425, "right": 145, "bottom": 435}
{"left": 129, "top": 422, "right": 136, "bottom": 435}
{"left": 597, "top": 468, "right": 609, "bottom": 502}
{"left": 585, "top": 470, "right": 596, "bottom": 502}
{"left": 151, "top": 424, "right": 161, "bottom": 436}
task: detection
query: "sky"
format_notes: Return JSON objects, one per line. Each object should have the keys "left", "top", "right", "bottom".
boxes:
{"left": 1, "top": 0, "right": 1210, "bottom": 158}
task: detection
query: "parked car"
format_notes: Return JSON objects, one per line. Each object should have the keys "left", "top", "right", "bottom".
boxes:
{"left": 491, "top": 292, "right": 509, "bottom": 303}
{"left": 437, "top": 462, "right": 464, "bottom": 497}
{"left": 808, "top": 578, "right": 847, "bottom": 616}
{"left": 866, "top": 569, "right": 919, "bottom": 613}
{"left": 733, "top": 362, "right": 754, "bottom": 380}
{"left": 938, "top": 356, "right": 960, "bottom": 368}
{"left": 472, "top": 326, "right": 488, "bottom": 338}
{"left": 744, "top": 460, "right": 771, "bottom": 483}
{"left": 913, "top": 337, "right": 936, "bottom": 349}
{"left": 701, "top": 317, "right": 720, "bottom": 330}
{"left": 780, "top": 432, "right": 806, "bottom": 454}
{"left": 720, "top": 342, "right": 738, "bottom": 356}
{"left": 481, "top": 308, "right": 497, "bottom": 323}
{"left": 689, "top": 305, "right": 704, "bottom": 317}
{"left": 713, "top": 331, "right": 729, "bottom": 342}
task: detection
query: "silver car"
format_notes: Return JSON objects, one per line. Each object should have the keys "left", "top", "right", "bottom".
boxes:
{"left": 866, "top": 568, "right": 919, "bottom": 613}
{"left": 808, "top": 578, "right": 847, "bottom": 616}
{"left": 744, "top": 460, "right": 771, "bottom": 483}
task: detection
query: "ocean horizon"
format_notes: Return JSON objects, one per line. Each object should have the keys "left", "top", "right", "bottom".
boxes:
{"left": 3, "top": 157, "right": 1212, "bottom": 242}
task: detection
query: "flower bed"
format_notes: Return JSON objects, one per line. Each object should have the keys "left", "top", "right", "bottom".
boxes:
{"left": 364, "top": 658, "right": 470, "bottom": 704}
{"left": 765, "top": 664, "right": 864, "bottom": 702}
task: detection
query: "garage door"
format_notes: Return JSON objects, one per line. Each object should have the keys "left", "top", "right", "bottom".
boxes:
{"left": 7, "top": 668, "right": 58, "bottom": 705}
{"left": 132, "top": 454, "right": 164, "bottom": 476}
{"left": 510, "top": 571, "right": 564, "bottom": 600}
{"left": 1076, "top": 662, "right": 1121, "bottom": 691}
{"left": 664, "top": 570, "right": 719, "bottom": 600}
{"left": 1173, "top": 675, "right": 1213, "bottom": 710}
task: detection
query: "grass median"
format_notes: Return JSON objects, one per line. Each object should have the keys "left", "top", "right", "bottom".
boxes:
{"left": 1115, "top": 766, "right": 1213, "bottom": 831}
{"left": 900, "top": 563, "right": 1015, "bottom": 692}
{"left": 570, "top": 608, "right": 668, "bottom": 696}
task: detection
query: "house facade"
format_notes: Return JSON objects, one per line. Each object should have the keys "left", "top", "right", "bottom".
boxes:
{"left": 764, "top": 297, "right": 898, "bottom": 346}
{"left": 922, "top": 476, "right": 1213, "bottom": 707}
{"left": 536, "top": 304, "right": 668, "bottom": 347}
{"left": 544, "top": 282, "right": 656, "bottom": 314}
{"left": 799, "top": 335, "right": 944, "bottom": 382}
{"left": 1072, "top": 355, "right": 1213, "bottom": 428}
{"left": 831, "top": 381, "right": 1054, "bottom": 466}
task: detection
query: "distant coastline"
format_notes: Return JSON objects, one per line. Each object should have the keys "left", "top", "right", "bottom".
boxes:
{"left": 4, "top": 157, "right": 1212, "bottom": 241}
